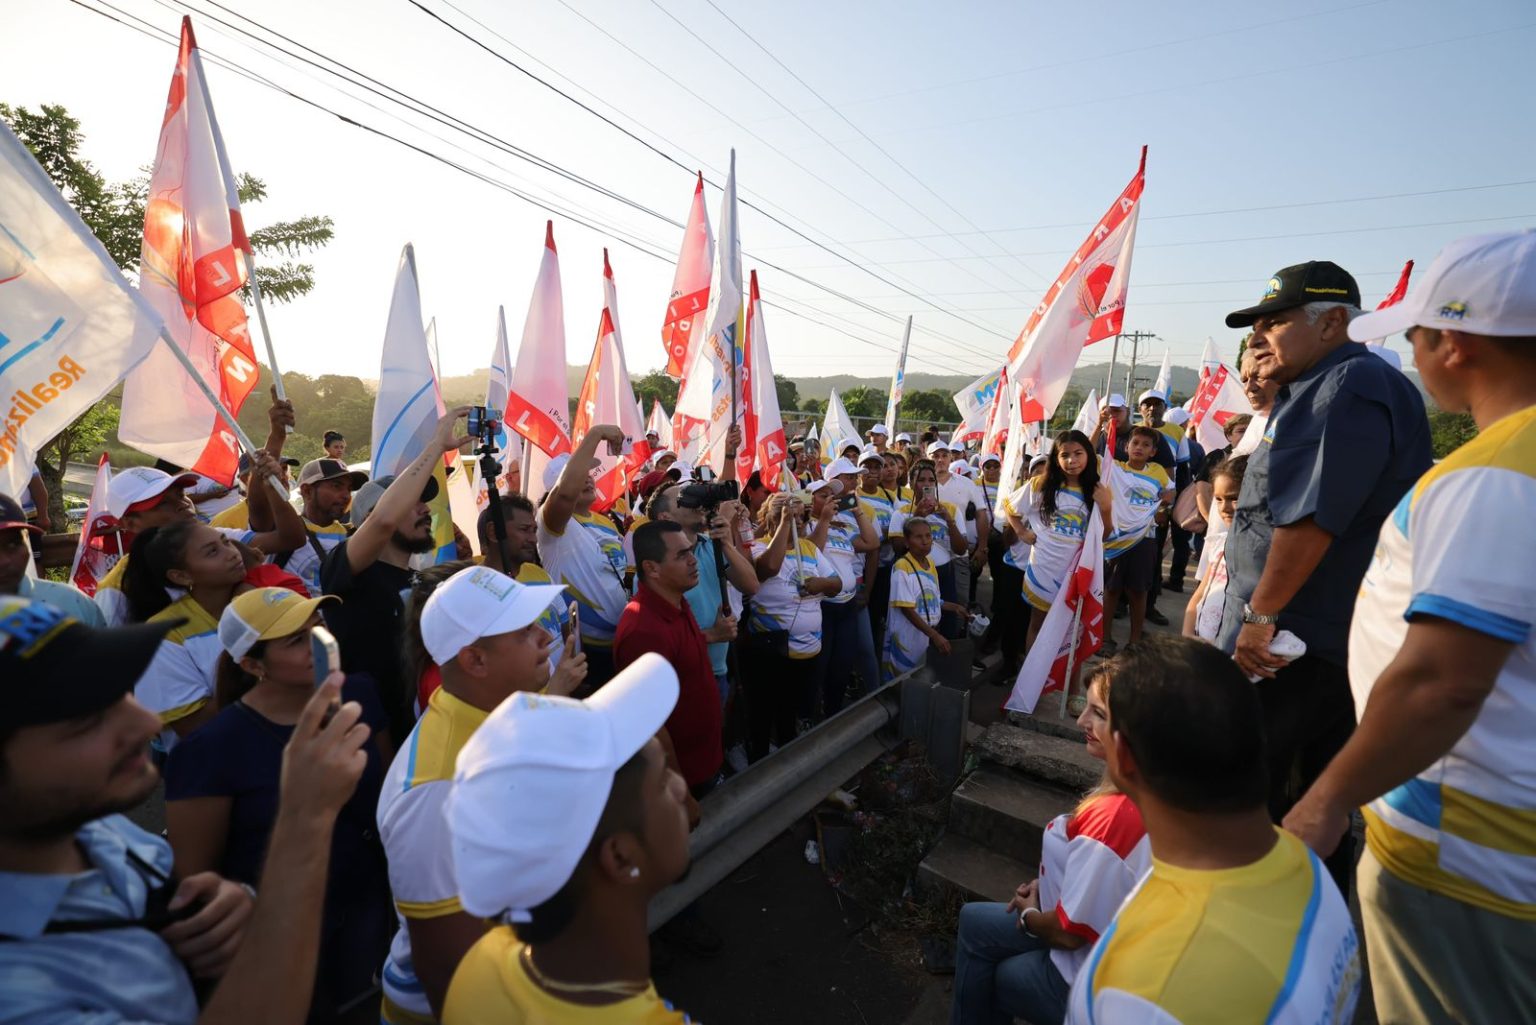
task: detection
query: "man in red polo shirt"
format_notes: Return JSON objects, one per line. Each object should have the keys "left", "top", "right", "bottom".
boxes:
{"left": 615, "top": 520, "right": 725, "bottom": 805}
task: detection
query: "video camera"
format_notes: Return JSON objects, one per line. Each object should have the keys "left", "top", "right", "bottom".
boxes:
{"left": 677, "top": 466, "right": 739, "bottom": 512}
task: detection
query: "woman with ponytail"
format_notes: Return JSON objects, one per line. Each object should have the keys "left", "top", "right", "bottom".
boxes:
{"left": 166, "top": 587, "right": 393, "bottom": 1024}
{"left": 124, "top": 521, "right": 250, "bottom": 745}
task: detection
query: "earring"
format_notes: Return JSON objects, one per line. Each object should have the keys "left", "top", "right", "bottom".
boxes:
{"left": 629, "top": 867, "right": 641, "bottom": 879}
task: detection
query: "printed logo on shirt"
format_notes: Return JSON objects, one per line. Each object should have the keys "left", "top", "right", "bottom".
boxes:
{"left": 1125, "top": 483, "right": 1161, "bottom": 508}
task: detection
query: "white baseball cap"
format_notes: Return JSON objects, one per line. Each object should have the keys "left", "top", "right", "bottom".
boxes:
{"left": 806, "top": 478, "right": 837, "bottom": 495}
{"left": 895, "top": 432, "right": 913, "bottom": 442}
{"left": 823, "top": 457, "right": 860, "bottom": 480}
{"left": 948, "top": 439, "right": 966, "bottom": 453}
{"left": 952, "top": 460, "right": 974, "bottom": 477}
{"left": 858, "top": 445, "right": 884, "bottom": 466}
{"left": 1105, "top": 393, "right": 1129, "bottom": 408}
{"left": 838, "top": 437, "right": 861, "bottom": 455}
{"left": 1350, "top": 229, "right": 1536, "bottom": 342}
{"left": 446, "top": 652, "right": 679, "bottom": 921}
{"left": 981, "top": 452, "right": 1002, "bottom": 466}
{"left": 653, "top": 449, "right": 677, "bottom": 463}
{"left": 925, "top": 441, "right": 948, "bottom": 457}
{"left": 1137, "top": 389, "right": 1167, "bottom": 405}
{"left": 107, "top": 466, "right": 200, "bottom": 518}
{"left": 1164, "top": 407, "right": 1191, "bottom": 426}
{"left": 541, "top": 453, "right": 571, "bottom": 493}
{"left": 867, "top": 424, "right": 889, "bottom": 436}
{"left": 420, "top": 565, "right": 566, "bottom": 666}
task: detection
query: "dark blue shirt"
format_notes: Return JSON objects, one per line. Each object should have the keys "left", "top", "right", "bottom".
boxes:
{"left": 1217, "top": 342, "right": 1432, "bottom": 665}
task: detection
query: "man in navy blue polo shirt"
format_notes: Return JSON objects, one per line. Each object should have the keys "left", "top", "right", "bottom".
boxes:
{"left": 1215, "top": 261, "right": 1433, "bottom": 896}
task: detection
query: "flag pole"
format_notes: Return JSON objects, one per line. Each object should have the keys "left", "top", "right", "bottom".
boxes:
{"left": 1103, "top": 333, "right": 1121, "bottom": 398}
{"left": 153, "top": 327, "right": 283, "bottom": 497}
{"left": 243, "top": 251, "right": 290, "bottom": 433}
{"left": 1059, "top": 594, "right": 1084, "bottom": 719}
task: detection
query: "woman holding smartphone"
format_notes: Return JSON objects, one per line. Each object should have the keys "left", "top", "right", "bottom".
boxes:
{"left": 164, "top": 587, "right": 394, "bottom": 1024}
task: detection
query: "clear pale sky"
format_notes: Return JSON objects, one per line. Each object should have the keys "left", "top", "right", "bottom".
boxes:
{"left": 9, "top": 0, "right": 1536, "bottom": 385}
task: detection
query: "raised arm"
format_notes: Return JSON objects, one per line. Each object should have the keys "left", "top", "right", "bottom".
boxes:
{"left": 347, "top": 408, "right": 471, "bottom": 572}
{"left": 753, "top": 495, "right": 794, "bottom": 581}
{"left": 241, "top": 450, "right": 305, "bottom": 556}
{"left": 542, "top": 424, "right": 624, "bottom": 535}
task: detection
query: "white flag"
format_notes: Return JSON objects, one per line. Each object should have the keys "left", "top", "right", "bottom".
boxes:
{"left": 953, "top": 367, "right": 1003, "bottom": 422}
{"left": 121, "top": 18, "right": 259, "bottom": 485}
{"left": 1153, "top": 349, "right": 1171, "bottom": 397}
{"left": 1187, "top": 364, "right": 1250, "bottom": 453}
{"left": 1007, "top": 149, "right": 1146, "bottom": 424}
{"left": 1070, "top": 389, "right": 1101, "bottom": 437}
{"left": 68, "top": 452, "right": 122, "bottom": 596}
{"left": 369, "top": 246, "right": 440, "bottom": 477}
{"left": 676, "top": 150, "right": 744, "bottom": 472}
{"left": 0, "top": 124, "right": 163, "bottom": 499}
{"left": 883, "top": 316, "right": 911, "bottom": 436}
{"left": 1006, "top": 507, "right": 1106, "bottom": 714}
{"left": 822, "top": 387, "right": 858, "bottom": 455}
{"left": 994, "top": 379, "right": 1029, "bottom": 518}
{"left": 647, "top": 399, "right": 673, "bottom": 449}
{"left": 507, "top": 222, "right": 572, "bottom": 459}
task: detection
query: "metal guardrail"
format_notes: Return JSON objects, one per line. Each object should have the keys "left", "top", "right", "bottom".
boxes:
{"left": 648, "top": 664, "right": 970, "bottom": 930}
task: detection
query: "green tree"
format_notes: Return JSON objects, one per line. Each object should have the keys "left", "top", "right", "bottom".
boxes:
{"left": 899, "top": 388, "right": 956, "bottom": 428}
{"left": 841, "top": 385, "right": 888, "bottom": 420}
{"left": 0, "top": 102, "right": 334, "bottom": 524}
{"left": 632, "top": 371, "right": 679, "bottom": 414}
{"left": 774, "top": 374, "right": 800, "bottom": 414}
{"left": 1428, "top": 410, "right": 1477, "bottom": 459}
{"left": 800, "top": 397, "right": 825, "bottom": 417}
{"left": 1236, "top": 331, "right": 1253, "bottom": 370}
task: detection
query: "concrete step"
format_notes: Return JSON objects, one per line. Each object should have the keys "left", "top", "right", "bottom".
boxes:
{"left": 1006, "top": 706, "right": 1088, "bottom": 743}
{"left": 916, "top": 833, "right": 1031, "bottom": 904}
{"left": 973, "top": 722, "right": 1101, "bottom": 793}
{"left": 949, "top": 766, "right": 1076, "bottom": 866}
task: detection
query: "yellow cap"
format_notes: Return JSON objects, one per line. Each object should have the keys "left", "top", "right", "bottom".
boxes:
{"left": 218, "top": 587, "right": 338, "bottom": 659}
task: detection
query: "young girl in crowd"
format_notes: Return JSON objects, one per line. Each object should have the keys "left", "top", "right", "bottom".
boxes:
{"left": 890, "top": 459, "right": 968, "bottom": 637}
{"left": 165, "top": 587, "right": 393, "bottom": 1025}
{"left": 124, "top": 521, "right": 253, "bottom": 745}
{"left": 744, "top": 490, "right": 841, "bottom": 759}
{"left": 1184, "top": 455, "right": 1247, "bottom": 643}
{"left": 883, "top": 519, "right": 967, "bottom": 680}
{"left": 951, "top": 665, "right": 1151, "bottom": 1025}
{"left": 1003, "top": 431, "right": 1112, "bottom": 656}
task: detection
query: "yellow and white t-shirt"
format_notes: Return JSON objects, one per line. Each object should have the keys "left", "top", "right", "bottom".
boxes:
{"left": 137, "top": 594, "right": 222, "bottom": 750}
{"left": 1103, "top": 460, "right": 1172, "bottom": 557}
{"left": 377, "top": 687, "right": 491, "bottom": 1024}
{"left": 1068, "top": 830, "right": 1360, "bottom": 1024}
{"left": 1350, "top": 404, "right": 1536, "bottom": 920}
{"left": 1004, "top": 481, "right": 1090, "bottom": 611}
{"left": 537, "top": 508, "right": 630, "bottom": 648}
{"left": 888, "top": 499, "right": 960, "bottom": 567}
{"left": 858, "top": 488, "right": 897, "bottom": 567}
{"left": 208, "top": 499, "right": 250, "bottom": 531}
{"left": 443, "top": 928, "right": 698, "bottom": 1025}
{"left": 883, "top": 554, "right": 940, "bottom": 681}
{"left": 1154, "top": 419, "right": 1191, "bottom": 464}
{"left": 93, "top": 527, "right": 254, "bottom": 627}
{"left": 746, "top": 537, "right": 836, "bottom": 659}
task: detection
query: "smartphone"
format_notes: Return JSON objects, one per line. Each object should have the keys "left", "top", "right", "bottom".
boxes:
{"left": 922, "top": 485, "right": 937, "bottom": 501}
{"left": 606, "top": 435, "right": 631, "bottom": 457}
{"left": 836, "top": 494, "right": 858, "bottom": 512}
{"left": 568, "top": 601, "right": 581, "bottom": 655}
{"left": 310, "top": 625, "right": 341, "bottom": 724}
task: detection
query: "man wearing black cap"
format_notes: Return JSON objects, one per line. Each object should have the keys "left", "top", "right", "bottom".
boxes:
{"left": 1216, "top": 261, "right": 1432, "bottom": 896}
{"left": 0, "top": 596, "right": 372, "bottom": 1024}
{"left": 274, "top": 458, "right": 371, "bottom": 594}
{"left": 321, "top": 407, "right": 471, "bottom": 738}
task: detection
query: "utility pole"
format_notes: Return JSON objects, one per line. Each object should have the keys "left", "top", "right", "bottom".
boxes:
{"left": 1120, "top": 330, "right": 1156, "bottom": 401}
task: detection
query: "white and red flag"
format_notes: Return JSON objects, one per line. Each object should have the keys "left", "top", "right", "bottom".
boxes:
{"left": 735, "top": 270, "right": 787, "bottom": 486}
{"left": 573, "top": 251, "right": 650, "bottom": 511}
{"left": 662, "top": 172, "right": 715, "bottom": 379}
{"left": 120, "top": 17, "right": 259, "bottom": 485}
{"left": 508, "top": 222, "right": 572, "bottom": 459}
{"left": 1186, "top": 363, "right": 1249, "bottom": 452}
{"left": 646, "top": 399, "right": 673, "bottom": 450}
{"left": 1006, "top": 506, "right": 1106, "bottom": 714}
{"left": 981, "top": 366, "right": 1010, "bottom": 457}
{"left": 0, "top": 121, "right": 163, "bottom": 499}
{"left": 1362, "top": 259, "right": 1415, "bottom": 349}
{"left": 675, "top": 151, "right": 743, "bottom": 472}
{"left": 68, "top": 453, "right": 124, "bottom": 597}
{"left": 883, "top": 316, "right": 912, "bottom": 436}
{"left": 1007, "top": 147, "right": 1146, "bottom": 423}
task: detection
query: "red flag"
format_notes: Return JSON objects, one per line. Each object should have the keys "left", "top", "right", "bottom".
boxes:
{"left": 1008, "top": 148, "right": 1146, "bottom": 423}
{"left": 981, "top": 367, "right": 1010, "bottom": 457}
{"left": 662, "top": 172, "right": 715, "bottom": 379}
{"left": 1378, "top": 260, "right": 1414, "bottom": 309}
{"left": 735, "top": 271, "right": 787, "bottom": 486}
{"left": 1006, "top": 507, "right": 1106, "bottom": 713}
{"left": 573, "top": 251, "right": 650, "bottom": 510}
{"left": 1187, "top": 364, "right": 1249, "bottom": 452}
{"left": 120, "top": 17, "right": 258, "bottom": 484}
{"left": 507, "top": 222, "right": 573, "bottom": 458}
{"left": 69, "top": 453, "right": 123, "bottom": 597}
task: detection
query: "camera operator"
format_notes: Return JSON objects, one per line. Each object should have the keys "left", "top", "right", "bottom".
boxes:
{"left": 646, "top": 464, "right": 760, "bottom": 711}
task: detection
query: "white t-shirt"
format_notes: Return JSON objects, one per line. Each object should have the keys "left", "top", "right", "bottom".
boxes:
{"left": 820, "top": 509, "right": 863, "bottom": 604}
{"left": 937, "top": 474, "right": 985, "bottom": 545}
{"left": 1004, "top": 480, "right": 1089, "bottom": 609}
{"left": 138, "top": 595, "right": 221, "bottom": 751}
{"left": 883, "top": 554, "right": 940, "bottom": 681}
{"left": 747, "top": 537, "right": 835, "bottom": 658}
{"left": 1233, "top": 411, "right": 1269, "bottom": 456}
{"left": 888, "top": 499, "right": 960, "bottom": 567}
{"left": 858, "top": 488, "right": 898, "bottom": 567}
{"left": 1349, "top": 405, "right": 1536, "bottom": 919}
{"left": 536, "top": 509, "right": 629, "bottom": 648}
{"left": 1103, "top": 460, "right": 1172, "bottom": 557}
{"left": 1196, "top": 547, "right": 1229, "bottom": 643}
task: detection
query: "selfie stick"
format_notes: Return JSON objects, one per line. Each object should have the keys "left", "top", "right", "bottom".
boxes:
{"left": 476, "top": 427, "right": 513, "bottom": 573}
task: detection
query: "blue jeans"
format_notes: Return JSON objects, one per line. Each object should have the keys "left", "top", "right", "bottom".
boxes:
{"left": 951, "top": 901, "right": 1070, "bottom": 1025}
{"left": 818, "top": 598, "right": 880, "bottom": 718}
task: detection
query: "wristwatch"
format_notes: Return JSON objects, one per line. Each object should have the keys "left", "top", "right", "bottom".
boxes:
{"left": 1242, "top": 603, "right": 1281, "bottom": 626}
